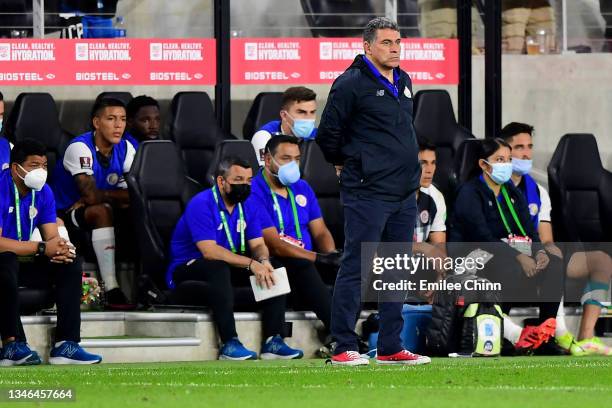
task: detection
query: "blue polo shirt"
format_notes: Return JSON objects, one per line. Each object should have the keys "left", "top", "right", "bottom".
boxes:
{"left": 362, "top": 55, "right": 400, "bottom": 98}
{"left": 0, "top": 169, "right": 56, "bottom": 241}
{"left": 249, "top": 171, "right": 322, "bottom": 251}
{"left": 167, "top": 187, "right": 264, "bottom": 288}
{"left": 0, "top": 136, "right": 10, "bottom": 171}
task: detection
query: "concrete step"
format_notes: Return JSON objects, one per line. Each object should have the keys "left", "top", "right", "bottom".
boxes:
{"left": 21, "top": 308, "right": 612, "bottom": 363}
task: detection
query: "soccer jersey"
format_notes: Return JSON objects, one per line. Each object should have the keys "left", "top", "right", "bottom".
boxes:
{"left": 415, "top": 184, "right": 447, "bottom": 243}
{"left": 52, "top": 131, "right": 135, "bottom": 210}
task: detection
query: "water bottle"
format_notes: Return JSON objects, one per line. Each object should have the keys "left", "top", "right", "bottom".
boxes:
{"left": 114, "top": 16, "right": 127, "bottom": 38}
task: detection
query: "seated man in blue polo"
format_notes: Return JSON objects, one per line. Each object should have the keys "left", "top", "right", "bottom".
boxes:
{"left": 250, "top": 136, "right": 341, "bottom": 341}
{"left": 0, "top": 91, "right": 10, "bottom": 171}
{"left": 0, "top": 139, "right": 102, "bottom": 365}
{"left": 52, "top": 97, "right": 135, "bottom": 309}
{"left": 251, "top": 86, "right": 318, "bottom": 165}
{"left": 124, "top": 95, "right": 161, "bottom": 149}
{"left": 167, "top": 156, "right": 304, "bottom": 361}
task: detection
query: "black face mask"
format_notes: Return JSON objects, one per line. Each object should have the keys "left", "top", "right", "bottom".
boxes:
{"left": 225, "top": 183, "right": 251, "bottom": 204}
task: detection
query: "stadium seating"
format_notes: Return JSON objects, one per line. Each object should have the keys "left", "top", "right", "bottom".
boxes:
{"left": 204, "top": 140, "right": 260, "bottom": 187}
{"left": 548, "top": 134, "right": 612, "bottom": 243}
{"left": 300, "top": 141, "right": 344, "bottom": 247}
{"left": 4, "top": 92, "right": 71, "bottom": 183}
{"left": 242, "top": 92, "right": 283, "bottom": 141}
{"left": 454, "top": 138, "right": 483, "bottom": 185}
{"left": 126, "top": 140, "right": 202, "bottom": 292}
{"left": 413, "top": 90, "right": 475, "bottom": 203}
{"left": 167, "top": 92, "right": 234, "bottom": 186}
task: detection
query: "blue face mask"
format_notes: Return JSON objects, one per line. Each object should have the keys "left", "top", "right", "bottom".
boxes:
{"left": 512, "top": 158, "right": 532, "bottom": 176}
{"left": 485, "top": 161, "right": 513, "bottom": 185}
{"left": 287, "top": 113, "right": 315, "bottom": 140}
{"left": 272, "top": 157, "right": 301, "bottom": 186}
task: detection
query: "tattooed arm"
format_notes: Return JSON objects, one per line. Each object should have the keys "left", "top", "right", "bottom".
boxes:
{"left": 74, "top": 174, "right": 130, "bottom": 207}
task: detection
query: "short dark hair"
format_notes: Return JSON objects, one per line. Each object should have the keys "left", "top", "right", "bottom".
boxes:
{"left": 281, "top": 87, "right": 316, "bottom": 110}
{"left": 215, "top": 156, "right": 252, "bottom": 179}
{"left": 126, "top": 95, "right": 159, "bottom": 120}
{"left": 10, "top": 138, "right": 46, "bottom": 165}
{"left": 90, "top": 97, "right": 126, "bottom": 120}
{"left": 0, "top": 91, "right": 4, "bottom": 102}
{"left": 363, "top": 17, "right": 400, "bottom": 43}
{"left": 265, "top": 135, "right": 300, "bottom": 156}
{"left": 500, "top": 122, "right": 534, "bottom": 143}
{"left": 418, "top": 140, "right": 437, "bottom": 153}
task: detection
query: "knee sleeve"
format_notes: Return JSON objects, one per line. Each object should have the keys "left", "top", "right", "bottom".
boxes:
{"left": 581, "top": 281, "right": 610, "bottom": 308}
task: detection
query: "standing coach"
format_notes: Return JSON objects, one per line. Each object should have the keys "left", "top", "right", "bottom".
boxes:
{"left": 317, "top": 17, "right": 430, "bottom": 366}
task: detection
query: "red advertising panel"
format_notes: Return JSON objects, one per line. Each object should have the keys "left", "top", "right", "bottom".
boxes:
{"left": 231, "top": 38, "right": 458, "bottom": 85}
{"left": 0, "top": 37, "right": 456, "bottom": 86}
{"left": 0, "top": 38, "right": 216, "bottom": 85}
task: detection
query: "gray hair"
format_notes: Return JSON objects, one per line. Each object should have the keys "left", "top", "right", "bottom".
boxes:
{"left": 363, "top": 17, "right": 400, "bottom": 43}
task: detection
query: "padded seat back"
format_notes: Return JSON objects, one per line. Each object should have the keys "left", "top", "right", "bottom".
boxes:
{"left": 168, "top": 92, "right": 232, "bottom": 185}
{"left": 242, "top": 92, "right": 283, "bottom": 141}
{"left": 300, "top": 141, "right": 344, "bottom": 247}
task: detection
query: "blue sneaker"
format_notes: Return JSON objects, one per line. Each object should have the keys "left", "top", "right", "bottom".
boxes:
{"left": 218, "top": 338, "right": 257, "bottom": 360}
{"left": 0, "top": 342, "right": 42, "bottom": 366}
{"left": 49, "top": 341, "right": 102, "bottom": 365}
{"left": 260, "top": 335, "right": 304, "bottom": 360}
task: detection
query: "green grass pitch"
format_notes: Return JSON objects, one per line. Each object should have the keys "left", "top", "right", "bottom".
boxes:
{"left": 0, "top": 357, "right": 610, "bottom": 408}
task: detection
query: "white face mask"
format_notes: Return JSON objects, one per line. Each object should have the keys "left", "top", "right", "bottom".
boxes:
{"left": 18, "top": 164, "right": 47, "bottom": 191}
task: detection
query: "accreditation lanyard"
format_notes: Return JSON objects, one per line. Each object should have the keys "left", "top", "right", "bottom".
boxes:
{"left": 13, "top": 183, "right": 35, "bottom": 242}
{"left": 211, "top": 186, "right": 245, "bottom": 254}
{"left": 262, "top": 171, "right": 302, "bottom": 241}
{"left": 495, "top": 185, "right": 528, "bottom": 237}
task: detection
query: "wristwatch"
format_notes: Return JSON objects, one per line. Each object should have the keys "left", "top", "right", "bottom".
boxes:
{"left": 35, "top": 242, "right": 46, "bottom": 257}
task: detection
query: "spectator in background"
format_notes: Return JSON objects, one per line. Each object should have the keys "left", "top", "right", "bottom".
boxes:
{"left": 251, "top": 87, "right": 317, "bottom": 165}
{"left": 450, "top": 138, "right": 565, "bottom": 354}
{"left": 0, "top": 140, "right": 101, "bottom": 365}
{"left": 125, "top": 95, "right": 161, "bottom": 148}
{"left": 52, "top": 98, "right": 134, "bottom": 309}
{"left": 250, "top": 135, "right": 339, "bottom": 350}
{"left": 501, "top": 122, "right": 612, "bottom": 356}
{"left": 502, "top": 0, "right": 555, "bottom": 53}
{"left": 417, "top": 0, "right": 479, "bottom": 39}
{"left": 0, "top": 91, "right": 10, "bottom": 170}
{"left": 167, "top": 156, "right": 304, "bottom": 361}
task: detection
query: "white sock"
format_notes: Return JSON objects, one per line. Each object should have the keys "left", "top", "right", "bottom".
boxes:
{"left": 503, "top": 315, "right": 523, "bottom": 344}
{"left": 92, "top": 227, "right": 118, "bottom": 291}
{"left": 556, "top": 298, "right": 569, "bottom": 337}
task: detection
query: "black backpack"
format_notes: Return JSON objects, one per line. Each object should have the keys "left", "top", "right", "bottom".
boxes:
{"left": 426, "top": 274, "right": 503, "bottom": 356}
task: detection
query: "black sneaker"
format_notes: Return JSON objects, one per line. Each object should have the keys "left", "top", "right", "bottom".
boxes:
{"left": 104, "top": 288, "right": 135, "bottom": 311}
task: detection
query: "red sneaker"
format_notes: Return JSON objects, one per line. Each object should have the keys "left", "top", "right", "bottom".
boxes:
{"left": 515, "top": 318, "right": 556, "bottom": 353}
{"left": 330, "top": 351, "right": 369, "bottom": 366}
{"left": 376, "top": 349, "right": 431, "bottom": 365}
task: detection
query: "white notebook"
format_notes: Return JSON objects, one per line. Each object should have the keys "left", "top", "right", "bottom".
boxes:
{"left": 250, "top": 267, "right": 291, "bottom": 302}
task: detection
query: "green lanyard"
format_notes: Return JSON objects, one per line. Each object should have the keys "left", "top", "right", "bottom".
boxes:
{"left": 211, "top": 186, "right": 245, "bottom": 254}
{"left": 13, "top": 183, "right": 36, "bottom": 242}
{"left": 262, "top": 170, "right": 302, "bottom": 241}
{"left": 494, "top": 185, "right": 528, "bottom": 237}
